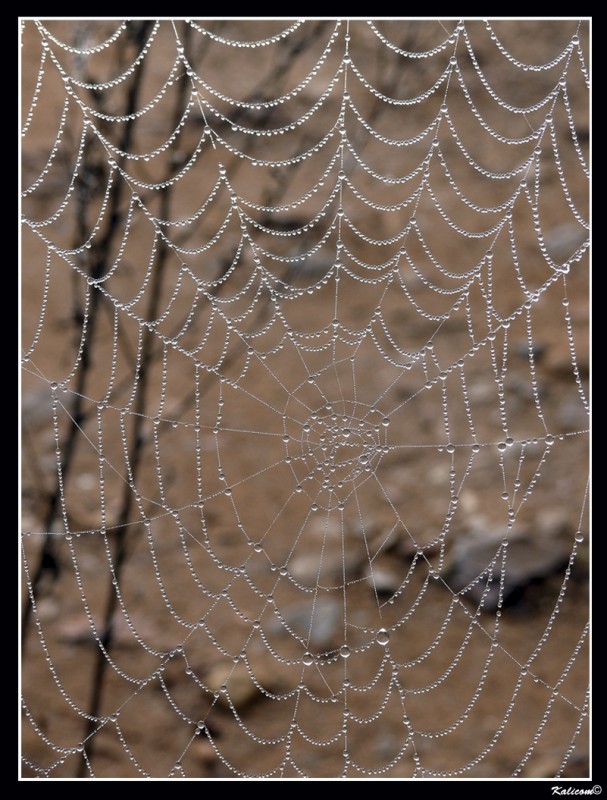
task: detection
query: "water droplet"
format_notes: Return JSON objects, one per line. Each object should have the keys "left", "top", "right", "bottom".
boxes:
{"left": 340, "top": 644, "right": 351, "bottom": 658}
{"left": 472, "top": 444, "right": 480, "bottom": 453}
{"left": 279, "top": 566, "right": 287, "bottom": 576}
{"left": 505, "top": 436, "right": 514, "bottom": 447}
{"left": 311, "top": 503, "right": 318, "bottom": 512}
{"left": 574, "top": 532, "right": 584, "bottom": 543}
{"left": 545, "top": 434, "right": 555, "bottom": 446}
{"left": 253, "top": 544, "right": 262, "bottom": 553}
{"left": 282, "top": 435, "right": 290, "bottom": 443}
{"left": 381, "top": 418, "right": 390, "bottom": 427}
{"left": 497, "top": 442, "right": 507, "bottom": 452}
{"left": 295, "top": 485, "right": 303, "bottom": 493}
{"left": 446, "top": 444, "right": 455, "bottom": 454}
{"left": 376, "top": 628, "right": 390, "bottom": 646}
{"left": 302, "top": 652, "right": 314, "bottom": 666}
{"left": 342, "top": 428, "right": 351, "bottom": 438}
{"left": 303, "top": 424, "right": 311, "bottom": 433}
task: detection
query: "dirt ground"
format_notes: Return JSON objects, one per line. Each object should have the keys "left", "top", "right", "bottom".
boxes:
{"left": 21, "top": 19, "right": 589, "bottom": 780}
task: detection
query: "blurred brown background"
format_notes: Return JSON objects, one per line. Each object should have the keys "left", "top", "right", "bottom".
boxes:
{"left": 21, "top": 19, "right": 589, "bottom": 779}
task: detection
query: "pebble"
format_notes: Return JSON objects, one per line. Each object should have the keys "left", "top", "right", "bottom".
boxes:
{"left": 446, "top": 527, "right": 570, "bottom": 610}
{"left": 205, "top": 663, "right": 264, "bottom": 708}
{"left": 364, "top": 556, "right": 402, "bottom": 595}
{"left": 271, "top": 596, "right": 341, "bottom": 649}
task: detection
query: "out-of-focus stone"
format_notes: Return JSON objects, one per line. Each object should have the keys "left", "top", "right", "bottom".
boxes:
{"left": 22, "top": 389, "right": 54, "bottom": 430}
{"left": 190, "top": 738, "right": 217, "bottom": 767}
{"left": 289, "top": 544, "right": 363, "bottom": 585}
{"left": 445, "top": 526, "right": 570, "bottom": 610}
{"left": 363, "top": 556, "right": 403, "bottom": 596}
{"left": 544, "top": 223, "right": 587, "bottom": 260}
{"left": 523, "top": 753, "right": 563, "bottom": 778}
{"left": 558, "top": 396, "right": 590, "bottom": 431}
{"left": 205, "top": 662, "right": 271, "bottom": 708}
{"left": 57, "top": 612, "right": 156, "bottom": 647}
{"left": 271, "top": 596, "right": 341, "bottom": 649}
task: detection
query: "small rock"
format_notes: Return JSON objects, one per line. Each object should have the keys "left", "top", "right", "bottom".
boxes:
{"left": 288, "top": 553, "right": 324, "bottom": 584}
{"left": 544, "top": 223, "right": 587, "bottom": 260}
{"left": 75, "top": 473, "right": 97, "bottom": 491}
{"left": 299, "top": 256, "right": 333, "bottom": 276}
{"left": 364, "top": 556, "right": 403, "bottom": 595}
{"left": 458, "top": 490, "right": 480, "bottom": 515}
{"left": 514, "top": 343, "right": 545, "bottom": 361}
{"left": 561, "top": 752, "right": 590, "bottom": 778}
{"left": 57, "top": 612, "right": 154, "bottom": 647}
{"left": 357, "top": 518, "right": 418, "bottom": 559}
{"left": 205, "top": 663, "right": 267, "bottom": 709}
{"left": 190, "top": 738, "right": 217, "bottom": 767}
{"left": 22, "top": 389, "right": 54, "bottom": 430}
{"left": 289, "top": 545, "right": 363, "bottom": 585}
{"left": 272, "top": 596, "right": 341, "bottom": 649}
{"left": 467, "top": 380, "right": 497, "bottom": 403}
{"left": 558, "top": 396, "right": 590, "bottom": 431}
{"left": 523, "top": 753, "right": 562, "bottom": 778}
{"left": 36, "top": 597, "right": 59, "bottom": 621}
{"left": 445, "top": 527, "right": 570, "bottom": 610}
{"left": 57, "top": 616, "right": 96, "bottom": 645}
{"left": 537, "top": 508, "right": 571, "bottom": 539}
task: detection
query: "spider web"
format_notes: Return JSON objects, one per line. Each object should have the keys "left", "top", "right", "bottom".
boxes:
{"left": 21, "top": 18, "right": 590, "bottom": 779}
